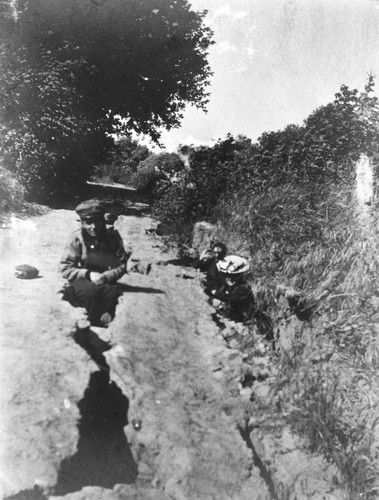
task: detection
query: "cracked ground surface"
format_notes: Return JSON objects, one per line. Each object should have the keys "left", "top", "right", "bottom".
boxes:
{"left": 0, "top": 206, "right": 270, "bottom": 500}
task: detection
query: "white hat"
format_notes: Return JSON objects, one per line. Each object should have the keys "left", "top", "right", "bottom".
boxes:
{"left": 217, "top": 255, "right": 250, "bottom": 274}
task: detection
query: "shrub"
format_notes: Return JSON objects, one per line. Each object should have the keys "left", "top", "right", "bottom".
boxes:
{"left": 133, "top": 152, "right": 185, "bottom": 194}
{"left": 152, "top": 136, "right": 243, "bottom": 238}
{"left": 91, "top": 163, "right": 136, "bottom": 185}
{"left": 152, "top": 79, "right": 379, "bottom": 242}
{"left": 91, "top": 136, "right": 151, "bottom": 186}
{"left": 133, "top": 163, "right": 164, "bottom": 193}
{"left": 0, "top": 166, "right": 25, "bottom": 211}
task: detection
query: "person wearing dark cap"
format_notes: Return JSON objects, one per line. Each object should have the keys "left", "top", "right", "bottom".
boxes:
{"left": 60, "top": 199, "right": 130, "bottom": 327}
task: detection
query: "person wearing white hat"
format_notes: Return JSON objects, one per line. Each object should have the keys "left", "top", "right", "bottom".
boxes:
{"left": 211, "top": 255, "right": 254, "bottom": 322}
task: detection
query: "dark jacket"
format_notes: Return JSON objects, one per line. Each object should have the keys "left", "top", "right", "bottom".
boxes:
{"left": 213, "top": 280, "right": 254, "bottom": 322}
{"left": 60, "top": 228, "right": 130, "bottom": 283}
{"left": 194, "top": 254, "right": 226, "bottom": 292}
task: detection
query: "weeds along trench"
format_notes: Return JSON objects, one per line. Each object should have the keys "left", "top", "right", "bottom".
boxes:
{"left": 208, "top": 284, "right": 352, "bottom": 498}
{"left": 191, "top": 174, "right": 379, "bottom": 498}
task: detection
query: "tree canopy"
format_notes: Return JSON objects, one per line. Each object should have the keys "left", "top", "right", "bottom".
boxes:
{"left": 0, "top": 0, "right": 213, "bottom": 198}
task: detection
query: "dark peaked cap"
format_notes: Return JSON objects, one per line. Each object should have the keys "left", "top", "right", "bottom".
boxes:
{"left": 75, "top": 199, "right": 105, "bottom": 219}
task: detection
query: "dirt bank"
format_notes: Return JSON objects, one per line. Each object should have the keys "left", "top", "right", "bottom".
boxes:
{"left": 0, "top": 199, "right": 347, "bottom": 500}
{"left": 0, "top": 207, "right": 268, "bottom": 499}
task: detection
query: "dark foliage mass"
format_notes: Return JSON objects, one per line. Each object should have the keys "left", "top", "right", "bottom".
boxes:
{"left": 153, "top": 77, "right": 379, "bottom": 239}
{"left": 133, "top": 151, "right": 185, "bottom": 195}
{"left": 91, "top": 136, "right": 151, "bottom": 185}
{"left": 0, "top": 0, "right": 213, "bottom": 200}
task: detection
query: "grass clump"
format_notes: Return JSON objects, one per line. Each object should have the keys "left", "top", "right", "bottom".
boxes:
{"left": 0, "top": 166, "right": 25, "bottom": 211}
{"left": 0, "top": 166, "right": 48, "bottom": 220}
{"left": 277, "top": 354, "right": 379, "bottom": 497}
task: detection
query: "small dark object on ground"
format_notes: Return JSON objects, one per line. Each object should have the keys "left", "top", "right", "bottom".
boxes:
{"left": 128, "top": 259, "right": 152, "bottom": 275}
{"left": 15, "top": 264, "right": 39, "bottom": 279}
{"left": 100, "top": 312, "right": 113, "bottom": 328}
{"left": 175, "top": 273, "right": 195, "bottom": 280}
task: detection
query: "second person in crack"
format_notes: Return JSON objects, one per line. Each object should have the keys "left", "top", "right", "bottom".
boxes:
{"left": 60, "top": 199, "right": 131, "bottom": 327}
{"left": 210, "top": 255, "right": 254, "bottom": 323}
{"left": 195, "top": 241, "right": 228, "bottom": 295}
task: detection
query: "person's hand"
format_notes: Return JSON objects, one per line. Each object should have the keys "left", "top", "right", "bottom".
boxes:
{"left": 90, "top": 272, "right": 107, "bottom": 285}
{"left": 94, "top": 275, "right": 107, "bottom": 285}
{"left": 199, "top": 248, "right": 212, "bottom": 261}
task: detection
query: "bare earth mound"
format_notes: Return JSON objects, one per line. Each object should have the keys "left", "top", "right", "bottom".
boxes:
{"left": 0, "top": 210, "right": 269, "bottom": 499}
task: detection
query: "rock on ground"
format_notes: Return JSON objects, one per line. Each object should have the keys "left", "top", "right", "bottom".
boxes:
{"left": 191, "top": 221, "right": 216, "bottom": 255}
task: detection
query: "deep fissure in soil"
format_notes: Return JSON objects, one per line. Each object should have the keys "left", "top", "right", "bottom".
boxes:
{"left": 53, "top": 328, "right": 138, "bottom": 495}
{"left": 209, "top": 309, "right": 278, "bottom": 497}
{"left": 238, "top": 421, "right": 278, "bottom": 500}
{"left": 4, "top": 486, "right": 46, "bottom": 500}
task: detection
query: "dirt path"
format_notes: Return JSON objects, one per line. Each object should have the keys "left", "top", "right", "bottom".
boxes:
{"left": 0, "top": 208, "right": 270, "bottom": 499}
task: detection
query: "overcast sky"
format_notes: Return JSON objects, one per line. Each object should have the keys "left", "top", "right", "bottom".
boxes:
{"left": 154, "top": 0, "right": 379, "bottom": 151}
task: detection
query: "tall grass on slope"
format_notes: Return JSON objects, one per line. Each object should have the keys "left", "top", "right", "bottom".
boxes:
{"left": 216, "top": 181, "right": 379, "bottom": 498}
{"left": 216, "top": 182, "right": 376, "bottom": 308}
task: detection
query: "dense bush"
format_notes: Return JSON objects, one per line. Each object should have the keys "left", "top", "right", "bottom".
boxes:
{"left": 91, "top": 136, "right": 151, "bottom": 185}
{"left": 133, "top": 163, "right": 163, "bottom": 193}
{"left": 0, "top": 165, "right": 25, "bottom": 210}
{"left": 0, "top": 42, "right": 106, "bottom": 200}
{"left": 133, "top": 152, "right": 185, "bottom": 194}
{"left": 153, "top": 135, "right": 242, "bottom": 237}
{"left": 234, "top": 80, "right": 379, "bottom": 192}
{"left": 152, "top": 79, "right": 379, "bottom": 242}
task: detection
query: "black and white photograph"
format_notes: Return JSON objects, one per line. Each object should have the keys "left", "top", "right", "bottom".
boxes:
{"left": 1, "top": 0, "right": 379, "bottom": 498}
